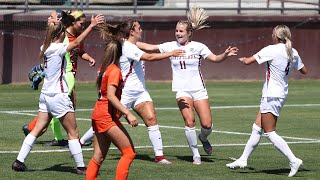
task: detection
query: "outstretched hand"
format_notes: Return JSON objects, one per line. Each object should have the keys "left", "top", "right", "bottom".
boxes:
{"left": 224, "top": 46, "right": 238, "bottom": 57}
{"left": 90, "top": 14, "right": 105, "bottom": 27}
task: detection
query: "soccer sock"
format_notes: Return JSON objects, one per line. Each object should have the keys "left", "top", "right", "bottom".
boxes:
{"left": 50, "top": 118, "right": 63, "bottom": 140}
{"left": 86, "top": 158, "right": 101, "bottom": 180}
{"left": 27, "top": 116, "right": 38, "bottom": 131}
{"left": 265, "top": 131, "right": 297, "bottom": 163}
{"left": 185, "top": 126, "right": 200, "bottom": 158}
{"left": 147, "top": 125, "right": 164, "bottom": 156}
{"left": 239, "top": 123, "right": 262, "bottom": 161}
{"left": 68, "top": 139, "right": 85, "bottom": 167}
{"left": 115, "top": 146, "right": 136, "bottom": 180}
{"left": 17, "top": 134, "right": 36, "bottom": 162}
{"left": 199, "top": 127, "right": 212, "bottom": 142}
{"left": 80, "top": 127, "right": 95, "bottom": 145}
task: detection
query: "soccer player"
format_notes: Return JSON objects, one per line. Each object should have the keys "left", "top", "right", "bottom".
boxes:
{"left": 137, "top": 7, "right": 238, "bottom": 164}
{"left": 86, "top": 38, "right": 138, "bottom": 180}
{"left": 12, "top": 13, "right": 104, "bottom": 174}
{"left": 23, "top": 10, "right": 96, "bottom": 147}
{"left": 93, "top": 20, "right": 184, "bottom": 164}
{"left": 225, "top": 24, "right": 307, "bottom": 177}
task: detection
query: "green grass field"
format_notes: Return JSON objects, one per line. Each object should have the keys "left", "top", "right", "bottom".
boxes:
{"left": 0, "top": 80, "right": 319, "bottom": 179}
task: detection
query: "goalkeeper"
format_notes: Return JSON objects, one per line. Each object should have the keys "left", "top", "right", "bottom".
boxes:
{"left": 23, "top": 10, "right": 96, "bottom": 147}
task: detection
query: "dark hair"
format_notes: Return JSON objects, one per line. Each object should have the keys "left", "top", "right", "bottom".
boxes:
{"left": 96, "top": 39, "right": 123, "bottom": 89}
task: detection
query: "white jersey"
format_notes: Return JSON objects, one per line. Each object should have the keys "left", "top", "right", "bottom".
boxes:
{"left": 158, "top": 41, "right": 212, "bottom": 91}
{"left": 253, "top": 43, "right": 304, "bottom": 98}
{"left": 120, "top": 40, "right": 146, "bottom": 92}
{"left": 41, "top": 43, "right": 69, "bottom": 94}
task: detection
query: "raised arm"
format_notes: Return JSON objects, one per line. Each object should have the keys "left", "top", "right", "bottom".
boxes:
{"left": 141, "top": 49, "right": 185, "bottom": 61}
{"left": 136, "top": 42, "right": 159, "bottom": 52}
{"left": 206, "top": 46, "right": 238, "bottom": 63}
{"left": 67, "top": 14, "right": 104, "bottom": 52}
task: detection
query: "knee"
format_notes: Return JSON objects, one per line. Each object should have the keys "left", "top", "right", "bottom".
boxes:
{"left": 144, "top": 116, "right": 157, "bottom": 126}
{"left": 184, "top": 119, "right": 196, "bottom": 128}
{"left": 121, "top": 147, "right": 136, "bottom": 160}
{"left": 93, "top": 155, "right": 105, "bottom": 164}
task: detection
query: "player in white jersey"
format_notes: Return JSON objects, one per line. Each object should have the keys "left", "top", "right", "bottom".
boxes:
{"left": 95, "top": 20, "right": 184, "bottom": 164}
{"left": 137, "top": 7, "right": 238, "bottom": 165}
{"left": 226, "top": 25, "right": 307, "bottom": 177}
{"left": 12, "top": 13, "right": 104, "bottom": 174}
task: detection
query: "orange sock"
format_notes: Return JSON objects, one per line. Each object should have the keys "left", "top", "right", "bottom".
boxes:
{"left": 115, "top": 146, "right": 136, "bottom": 180}
{"left": 86, "top": 158, "right": 101, "bottom": 180}
{"left": 28, "top": 116, "right": 38, "bottom": 131}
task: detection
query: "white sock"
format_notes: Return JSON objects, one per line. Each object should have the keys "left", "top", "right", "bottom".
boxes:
{"left": 185, "top": 126, "right": 200, "bottom": 158}
{"left": 199, "top": 127, "right": 212, "bottom": 142}
{"left": 68, "top": 139, "right": 85, "bottom": 167}
{"left": 147, "top": 125, "right": 163, "bottom": 156}
{"left": 239, "top": 123, "right": 262, "bottom": 161}
{"left": 17, "top": 134, "right": 36, "bottom": 162}
{"left": 265, "top": 131, "right": 297, "bottom": 163}
{"left": 80, "top": 127, "right": 94, "bottom": 145}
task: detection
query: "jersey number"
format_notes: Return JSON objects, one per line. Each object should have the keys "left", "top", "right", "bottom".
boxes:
{"left": 179, "top": 61, "right": 186, "bottom": 69}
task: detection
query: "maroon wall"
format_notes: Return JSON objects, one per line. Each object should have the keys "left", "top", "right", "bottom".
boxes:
{"left": 1, "top": 14, "right": 319, "bottom": 84}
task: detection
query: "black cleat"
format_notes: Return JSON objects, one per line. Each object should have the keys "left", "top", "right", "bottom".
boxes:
{"left": 43, "top": 139, "right": 68, "bottom": 147}
{"left": 76, "top": 167, "right": 86, "bottom": 175}
{"left": 12, "top": 160, "right": 27, "bottom": 172}
{"left": 22, "top": 125, "right": 31, "bottom": 136}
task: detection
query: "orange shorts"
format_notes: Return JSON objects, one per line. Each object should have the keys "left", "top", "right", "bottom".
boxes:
{"left": 92, "top": 119, "right": 123, "bottom": 134}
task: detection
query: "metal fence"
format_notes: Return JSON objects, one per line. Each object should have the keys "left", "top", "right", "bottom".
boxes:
{"left": 0, "top": 0, "right": 319, "bottom": 14}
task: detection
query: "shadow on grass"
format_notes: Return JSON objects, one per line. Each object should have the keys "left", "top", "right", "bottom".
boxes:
{"left": 176, "top": 155, "right": 215, "bottom": 163}
{"left": 39, "top": 163, "right": 76, "bottom": 174}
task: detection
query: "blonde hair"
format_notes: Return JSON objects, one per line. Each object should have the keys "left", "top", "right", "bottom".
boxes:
{"left": 39, "top": 22, "right": 64, "bottom": 61}
{"left": 272, "top": 25, "right": 293, "bottom": 62}
{"left": 177, "top": 6, "right": 210, "bottom": 40}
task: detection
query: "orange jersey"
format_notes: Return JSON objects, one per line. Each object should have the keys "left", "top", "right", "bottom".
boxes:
{"left": 91, "top": 64, "right": 123, "bottom": 133}
{"left": 66, "top": 32, "right": 84, "bottom": 73}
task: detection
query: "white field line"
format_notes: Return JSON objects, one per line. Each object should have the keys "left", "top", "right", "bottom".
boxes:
{"left": 1, "top": 103, "right": 320, "bottom": 114}
{"left": 0, "top": 103, "right": 318, "bottom": 145}
{"left": 1, "top": 140, "right": 319, "bottom": 154}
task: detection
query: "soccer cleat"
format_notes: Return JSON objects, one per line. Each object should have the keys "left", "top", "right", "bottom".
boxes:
{"left": 193, "top": 156, "right": 202, "bottom": 165}
{"left": 288, "top": 158, "right": 303, "bottom": 177}
{"left": 44, "top": 139, "right": 68, "bottom": 147}
{"left": 198, "top": 134, "right": 213, "bottom": 155}
{"left": 12, "top": 160, "right": 27, "bottom": 172}
{"left": 155, "top": 156, "right": 172, "bottom": 164}
{"left": 81, "top": 139, "right": 93, "bottom": 147}
{"left": 226, "top": 159, "right": 247, "bottom": 169}
{"left": 22, "top": 125, "right": 31, "bottom": 136}
{"left": 76, "top": 167, "right": 86, "bottom": 175}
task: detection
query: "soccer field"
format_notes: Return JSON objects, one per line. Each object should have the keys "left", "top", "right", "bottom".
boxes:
{"left": 0, "top": 80, "right": 319, "bottom": 179}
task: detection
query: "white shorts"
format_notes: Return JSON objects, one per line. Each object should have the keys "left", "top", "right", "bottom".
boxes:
{"left": 260, "top": 97, "right": 286, "bottom": 117}
{"left": 121, "top": 90, "right": 152, "bottom": 109}
{"left": 176, "top": 89, "right": 208, "bottom": 101}
{"left": 39, "top": 93, "right": 74, "bottom": 118}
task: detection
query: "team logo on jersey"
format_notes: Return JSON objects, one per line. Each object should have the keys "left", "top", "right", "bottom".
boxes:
{"left": 135, "top": 53, "right": 139, "bottom": 57}
{"left": 190, "top": 48, "right": 194, "bottom": 52}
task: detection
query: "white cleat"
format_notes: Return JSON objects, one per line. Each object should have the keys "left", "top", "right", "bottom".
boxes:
{"left": 288, "top": 158, "right": 303, "bottom": 177}
{"left": 193, "top": 156, "right": 202, "bottom": 165}
{"left": 226, "top": 159, "right": 247, "bottom": 169}
{"left": 156, "top": 158, "right": 172, "bottom": 165}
